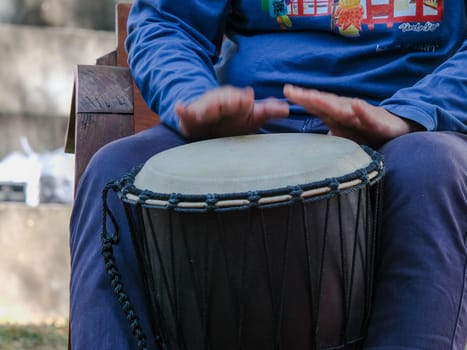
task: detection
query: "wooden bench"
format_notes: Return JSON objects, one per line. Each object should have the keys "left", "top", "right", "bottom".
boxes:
{"left": 65, "top": 3, "right": 159, "bottom": 189}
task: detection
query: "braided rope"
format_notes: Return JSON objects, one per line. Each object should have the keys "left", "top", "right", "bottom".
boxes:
{"left": 101, "top": 182, "right": 149, "bottom": 350}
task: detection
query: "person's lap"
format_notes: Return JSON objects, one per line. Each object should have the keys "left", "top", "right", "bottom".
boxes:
{"left": 69, "top": 123, "right": 466, "bottom": 349}
{"left": 70, "top": 124, "right": 188, "bottom": 349}
{"left": 365, "top": 131, "right": 467, "bottom": 349}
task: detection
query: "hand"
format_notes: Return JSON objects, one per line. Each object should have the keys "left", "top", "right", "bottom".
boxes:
{"left": 283, "top": 84, "right": 422, "bottom": 147}
{"left": 176, "top": 86, "right": 289, "bottom": 139}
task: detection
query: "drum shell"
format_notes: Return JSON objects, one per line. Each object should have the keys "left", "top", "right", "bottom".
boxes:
{"left": 125, "top": 183, "right": 381, "bottom": 350}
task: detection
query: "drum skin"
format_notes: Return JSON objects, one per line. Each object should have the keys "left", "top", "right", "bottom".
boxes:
{"left": 132, "top": 133, "right": 374, "bottom": 195}
{"left": 117, "top": 134, "right": 384, "bottom": 350}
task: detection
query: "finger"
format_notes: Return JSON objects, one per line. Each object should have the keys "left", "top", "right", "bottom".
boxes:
{"left": 350, "top": 98, "right": 389, "bottom": 130}
{"left": 175, "top": 102, "right": 195, "bottom": 124}
{"left": 284, "top": 84, "right": 354, "bottom": 118}
{"left": 176, "top": 102, "right": 200, "bottom": 138}
{"left": 283, "top": 84, "right": 324, "bottom": 111}
{"left": 217, "top": 86, "right": 255, "bottom": 118}
{"left": 189, "top": 86, "right": 249, "bottom": 121}
{"left": 237, "top": 87, "right": 255, "bottom": 115}
{"left": 250, "top": 98, "right": 289, "bottom": 124}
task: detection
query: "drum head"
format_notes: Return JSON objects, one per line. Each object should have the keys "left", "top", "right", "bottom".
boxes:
{"left": 134, "top": 134, "right": 373, "bottom": 195}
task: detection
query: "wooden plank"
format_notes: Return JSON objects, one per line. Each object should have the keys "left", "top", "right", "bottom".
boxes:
{"left": 69, "top": 3, "right": 159, "bottom": 188}
{"left": 115, "top": 3, "right": 160, "bottom": 131}
{"left": 74, "top": 113, "right": 133, "bottom": 189}
{"left": 72, "top": 64, "right": 135, "bottom": 186}
{"left": 64, "top": 82, "right": 76, "bottom": 154}
{"left": 116, "top": 3, "right": 131, "bottom": 67}
{"left": 76, "top": 65, "right": 134, "bottom": 114}
{"left": 96, "top": 49, "right": 117, "bottom": 66}
{"left": 65, "top": 64, "right": 131, "bottom": 154}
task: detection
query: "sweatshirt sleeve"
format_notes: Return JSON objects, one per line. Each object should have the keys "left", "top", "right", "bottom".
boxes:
{"left": 380, "top": 39, "right": 467, "bottom": 132}
{"left": 125, "top": 0, "right": 230, "bottom": 131}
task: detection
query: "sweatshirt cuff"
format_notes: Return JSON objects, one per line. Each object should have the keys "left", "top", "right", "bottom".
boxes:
{"left": 380, "top": 104, "right": 436, "bottom": 131}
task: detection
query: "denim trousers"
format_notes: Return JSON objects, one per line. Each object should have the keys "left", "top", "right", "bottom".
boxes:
{"left": 69, "top": 122, "right": 466, "bottom": 349}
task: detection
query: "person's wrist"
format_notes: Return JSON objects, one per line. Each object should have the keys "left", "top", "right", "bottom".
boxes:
{"left": 403, "top": 118, "right": 425, "bottom": 133}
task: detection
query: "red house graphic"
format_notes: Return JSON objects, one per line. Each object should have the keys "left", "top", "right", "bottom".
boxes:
{"left": 286, "top": 0, "right": 443, "bottom": 30}
{"left": 287, "top": 0, "right": 332, "bottom": 16}
{"left": 362, "top": 0, "right": 444, "bottom": 29}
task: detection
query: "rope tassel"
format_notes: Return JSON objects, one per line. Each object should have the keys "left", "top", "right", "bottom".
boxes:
{"left": 101, "top": 182, "right": 149, "bottom": 350}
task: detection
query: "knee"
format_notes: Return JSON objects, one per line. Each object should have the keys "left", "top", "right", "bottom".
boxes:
{"left": 79, "top": 124, "right": 187, "bottom": 190}
{"left": 378, "top": 132, "right": 467, "bottom": 243}
{"left": 77, "top": 135, "right": 137, "bottom": 193}
{"left": 380, "top": 131, "right": 466, "bottom": 193}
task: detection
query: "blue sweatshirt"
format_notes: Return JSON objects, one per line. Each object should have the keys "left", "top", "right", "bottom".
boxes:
{"left": 126, "top": 0, "right": 467, "bottom": 133}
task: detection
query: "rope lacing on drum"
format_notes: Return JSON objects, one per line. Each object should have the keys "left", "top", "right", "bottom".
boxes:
{"left": 356, "top": 168, "right": 369, "bottom": 184}
{"left": 288, "top": 185, "right": 303, "bottom": 200}
{"left": 168, "top": 193, "right": 182, "bottom": 208}
{"left": 101, "top": 181, "right": 149, "bottom": 350}
{"left": 206, "top": 193, "right": 218, "bottom": 210}
{"left": 329, "top": 178, "right": 340, "bottom": 192}
{"left": 138, "top": 189, "right": 153, "bottom": 202}
{"left": 118, "top": 166, "right": 143, "bottom": 199}
{"left": 247, "top": 191, "right": 261, "bottom": 206}
{"left": 122, "top": 171, "right": 137, "bottom": 183}
{"left": 362, "top": 145, "right": 385, "bottom": 184}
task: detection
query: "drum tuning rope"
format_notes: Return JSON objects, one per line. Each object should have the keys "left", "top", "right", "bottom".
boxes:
{"left": 101, "top": 180, "right": 167, "bottom": 350}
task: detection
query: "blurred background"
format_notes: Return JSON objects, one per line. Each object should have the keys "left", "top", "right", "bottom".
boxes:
{"left": 0, "top": 0, "right": 132, "bottom": 347}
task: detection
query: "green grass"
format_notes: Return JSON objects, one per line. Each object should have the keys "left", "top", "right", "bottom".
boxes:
{"left": 0, "top": 323, "right": 464, "bottom": 349}
{"left": 0, "top": 323, "right": 68, "bottom": 350}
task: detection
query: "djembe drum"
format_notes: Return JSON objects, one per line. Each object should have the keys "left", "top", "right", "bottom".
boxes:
{"left": 102, "top": 133, "right": 384, "bottom": 350}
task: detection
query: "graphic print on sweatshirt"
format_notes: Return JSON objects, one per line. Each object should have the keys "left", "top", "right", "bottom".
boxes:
{"left": 262, "top": 0, "right": 443, "bottom": 36}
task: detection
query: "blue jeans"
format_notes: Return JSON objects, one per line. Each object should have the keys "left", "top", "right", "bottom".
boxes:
{"left": 69, "top": 123, "right": 466, "bottom": 349}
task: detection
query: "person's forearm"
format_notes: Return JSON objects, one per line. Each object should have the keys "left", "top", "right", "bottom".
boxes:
{"left": 380, "top": 40, "right": 467, "bottom": 132}
{"left": 125, "top": 0, "right": 228, "bottom": 130}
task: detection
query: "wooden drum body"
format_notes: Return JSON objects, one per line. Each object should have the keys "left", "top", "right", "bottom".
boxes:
{"left": 112, "top": 134, "right": 384, "bottom": 350}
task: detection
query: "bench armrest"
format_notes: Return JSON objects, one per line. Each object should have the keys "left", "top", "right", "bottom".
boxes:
{"left": 66, "top": 64, "right": 134, "bottom": 189}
